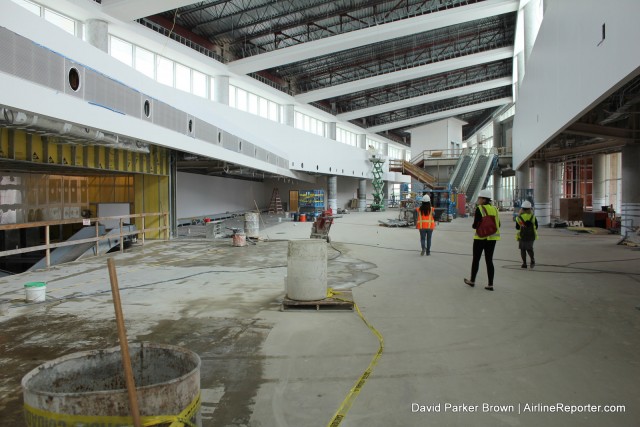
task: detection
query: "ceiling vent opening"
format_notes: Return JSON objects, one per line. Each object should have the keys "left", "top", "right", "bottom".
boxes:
{"left": 143, "top": 100, "right": 151, "bottom": 118}
{"left": 68, "top": 68, "right": 80, "bottom": 92}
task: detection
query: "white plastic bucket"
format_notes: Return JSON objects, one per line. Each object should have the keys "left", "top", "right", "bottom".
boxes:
{"left": 24, "top": 282, "right": 46, "bottom": 302}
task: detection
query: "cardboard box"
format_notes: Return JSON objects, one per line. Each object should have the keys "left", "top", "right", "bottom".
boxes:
{"left": 559, "top": 198, "right": 583, "bottom": 221}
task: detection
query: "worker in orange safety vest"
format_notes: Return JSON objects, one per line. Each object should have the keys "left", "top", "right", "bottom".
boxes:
{"left": 414, "top": 195, "right": 436, "bottom": 256}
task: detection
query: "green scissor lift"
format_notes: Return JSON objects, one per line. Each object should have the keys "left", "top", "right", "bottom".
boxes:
{"left": 370, "top": 156, "right": 386, "bottom": 211}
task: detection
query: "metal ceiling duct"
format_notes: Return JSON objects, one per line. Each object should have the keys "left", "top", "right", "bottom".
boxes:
{"left": 0, "top": 108, "right": 149, "bottom": 154}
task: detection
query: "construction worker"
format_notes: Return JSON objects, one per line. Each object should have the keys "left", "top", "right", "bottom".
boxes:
{"left": 414, "top": 195, "right": 436, "bottom": 256}
{"left": 515, "top": 200, "right": 538, "bottom": 268}
{"left": 464, "top": 188, "right": 500, "bottom": 291}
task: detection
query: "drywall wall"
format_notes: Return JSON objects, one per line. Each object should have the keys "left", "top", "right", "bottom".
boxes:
{"left": 176, "top": 172, "right": 266, "bottom": 219}
{"left": 512, "top": 0, "right": 640, "bottom": 168}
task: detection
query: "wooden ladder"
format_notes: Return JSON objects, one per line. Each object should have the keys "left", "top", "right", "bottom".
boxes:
{"left": 269, "top": 188, "right": 284, "bottom": 213}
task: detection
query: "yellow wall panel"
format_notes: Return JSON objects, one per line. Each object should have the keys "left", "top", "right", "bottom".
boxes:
{"left": 60, "top": 144, "right": 72, "bottom": 166}
{"left": 13, "top": 131, "right": 27, "bottom": 160}
{"left": 86, "top": 146, "right": 96, "bottom": 168}
{"left": 44, "top": 137, "right": 58, "bottom": 164}
{"left": 30, "top": 135, "right": 43, "bottom": 163}
{"left": 0, "top": 128, "right": 8, "bottom": 159}
{"left": 133, "top": 174, "right": 169, "bottom": 240}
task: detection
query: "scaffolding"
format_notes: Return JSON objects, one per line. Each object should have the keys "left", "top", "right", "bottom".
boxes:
{"left": 370, "top": 155, "right": 386, "bottom": 211}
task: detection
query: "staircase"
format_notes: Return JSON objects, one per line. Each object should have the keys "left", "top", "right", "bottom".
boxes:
{"left": 389, "top": 159, "right": 437, "bottom": 189}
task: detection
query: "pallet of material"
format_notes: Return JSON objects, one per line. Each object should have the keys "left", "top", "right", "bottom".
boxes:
{"left": 282, "top": 290, "right": 354, "bottom": 311}
{"left": 378, "top": 219, "right": 408, "bottom": 227}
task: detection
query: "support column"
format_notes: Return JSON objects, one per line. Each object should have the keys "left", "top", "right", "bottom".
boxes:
{"left": 621, "top": 144, "right": 640, "bottom": 241}
{"left": 358, "top": 179, "right": 367, "bottom": 212}
{"left": 327, "top": 175, "right": 338, "bottom": 212}
{"left": 213, "top": 75, "right": 229, "bottom": 105}
{"left": 533, "top": 160, "right": 550, "bottom": 226}
{"left": 516, "top": 51, "right": 525, "bottom": 96}
{"left": 493, "top": 170, "right": 503, "bottom": 208}
{"left": 516, "top": 165, "right": 530, "bottom": 190}
{"left": 523, "top": 0, "right": 542, "bottom": 63}
{"left": 327, "top": 122, "right": 337, "bottom": 140}
{"left": 358, "top": 134, "right": 367, "bottom": 150}
{"left": 592, "top": 154, "right": 606, "bottom": 211}
{"left": 85, "top": 19, "right": 108, "bottom": 52}
{"left": 283, "top": 105, "right": 295, "bottom": 127}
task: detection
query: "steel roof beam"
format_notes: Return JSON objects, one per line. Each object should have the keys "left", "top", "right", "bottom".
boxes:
{"left": 366, "top": 97, "right": 512, "bottom": 133}
{"left": 337, "top": 76, "right": 512, "bottom": 120}
{"left": 228, "top": 0, "right": 518, "bottom": 74}
{"left": 101, "top": 0, "right": 200, "bottom": 21}
{"left": 294, "top": 47, "right": 513, "bottom": 103}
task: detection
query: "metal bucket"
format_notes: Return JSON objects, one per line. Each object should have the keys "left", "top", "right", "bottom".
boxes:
{"left": 244, "top": 212, "right": 260, "bottom": 238}
{"left": 22, "top": 342, "right": 201, "bottom": 426}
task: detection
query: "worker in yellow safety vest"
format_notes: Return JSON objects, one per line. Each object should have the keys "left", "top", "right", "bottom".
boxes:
{"left": 464, "top": 189, "right": 500, "bottom": 291}
{"left": 414, "top": 195, "right": 436, "bottom": 256}
{"left": 515, "top": 200, "right": 538, "bottom": 269}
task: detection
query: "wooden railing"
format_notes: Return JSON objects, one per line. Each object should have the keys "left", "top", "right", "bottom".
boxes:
{"left": 411, "top": 149, "right": 464, "bottom": 163}
{"left": 0, "top": 212, "right": 168, "bottom": 269}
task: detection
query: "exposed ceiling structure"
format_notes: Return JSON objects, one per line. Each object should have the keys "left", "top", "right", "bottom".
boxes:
{"left": 137, "top": 0, "right": 519, "bottom": 145}
{"left": 92, "top": 0, "right": 640, "bottom": 166}
{"left": 536, "top": 74, "right": 640, "bottom": 162}
{"left": 177, "top": 154, "right": 276, "bottom": 181}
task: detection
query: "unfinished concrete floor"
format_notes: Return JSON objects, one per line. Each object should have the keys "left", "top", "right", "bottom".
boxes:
{"left": 1, "top": 210, "right": 639, "bottom": 426}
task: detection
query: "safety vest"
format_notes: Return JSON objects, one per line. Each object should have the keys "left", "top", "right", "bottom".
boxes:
{"left": 473, "top": 204, "right": 500, "bottom": 240}
{"left": 415, "top": 207, "right": 436, "bottom": 230}
{"left": 516, "top": 212, "right": 538, "bottom": 241}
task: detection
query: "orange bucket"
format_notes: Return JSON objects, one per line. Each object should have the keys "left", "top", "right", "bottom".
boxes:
{"left": 299, "top": 214, "right": 306, "bottom": 222}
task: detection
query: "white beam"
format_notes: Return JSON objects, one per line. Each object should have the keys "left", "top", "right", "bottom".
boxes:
{"left": 337, "top": 77, "right": 512, "bottom": 121}
{"left": 101, "top": 0, "right": 200, "bottom": 21}
{"left": 295, "top": 47, "right": 513, "bottom": 103}
{"left": 366, "top": 97, "right": 513, "bottom": 133}
{"left": 228, "top": 0, "right": 519, "bottom": 75}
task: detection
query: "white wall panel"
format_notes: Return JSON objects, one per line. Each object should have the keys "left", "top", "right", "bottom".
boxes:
{"left": 176, "top": 172, "right": 266, "bottom": 219}
{"left": 513, "top": 0, "right": 640, "bottom": 168}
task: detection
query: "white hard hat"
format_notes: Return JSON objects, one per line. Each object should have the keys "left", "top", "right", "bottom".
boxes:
{"left": 521, "top": 201, "right": 532, "bottom": 209}
{"left": 478, "top": 189, "right": 492, "bottom": 200}
{"left": 422, "top": 195, "right": 431, "bottom": 203}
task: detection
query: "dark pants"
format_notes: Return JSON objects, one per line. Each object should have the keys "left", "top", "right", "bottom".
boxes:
{"left": 519, "top": 240, "right": 535, "bottom": 265}
{"left": 419, "top": 229, "right": 433, "bottom": 252}
{"left": 471, "top": 239, "right": 497, "bottom": 285}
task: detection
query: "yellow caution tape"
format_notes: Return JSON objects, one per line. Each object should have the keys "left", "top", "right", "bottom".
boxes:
{"left": 24, "top": 391, "right": 201, "bottom": 427}
{"left": 325, "top": 288, "right": 384, "bottom": 427}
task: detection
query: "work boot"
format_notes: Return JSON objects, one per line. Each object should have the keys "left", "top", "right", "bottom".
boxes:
{"left": 521, "top": 263, "right": 527, "bottom": 269}
{"left": 421, "top": 249, "right": 425, "bottom": 256}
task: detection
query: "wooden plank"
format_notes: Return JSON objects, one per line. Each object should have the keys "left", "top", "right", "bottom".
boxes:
{"left": 282, "top": 290, "right": 354, "bottom": 311}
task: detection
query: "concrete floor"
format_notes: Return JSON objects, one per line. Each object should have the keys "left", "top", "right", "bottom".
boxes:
{"left": 1, "top": 210, "right": 639, "bottom": 426}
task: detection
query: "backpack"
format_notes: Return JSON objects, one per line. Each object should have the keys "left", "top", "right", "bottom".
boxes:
{"left": 476, "top": 205, "right": 498, "bottom": 237}
{"left": 518, "top": 216, "right": 536, "bottom": 241}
